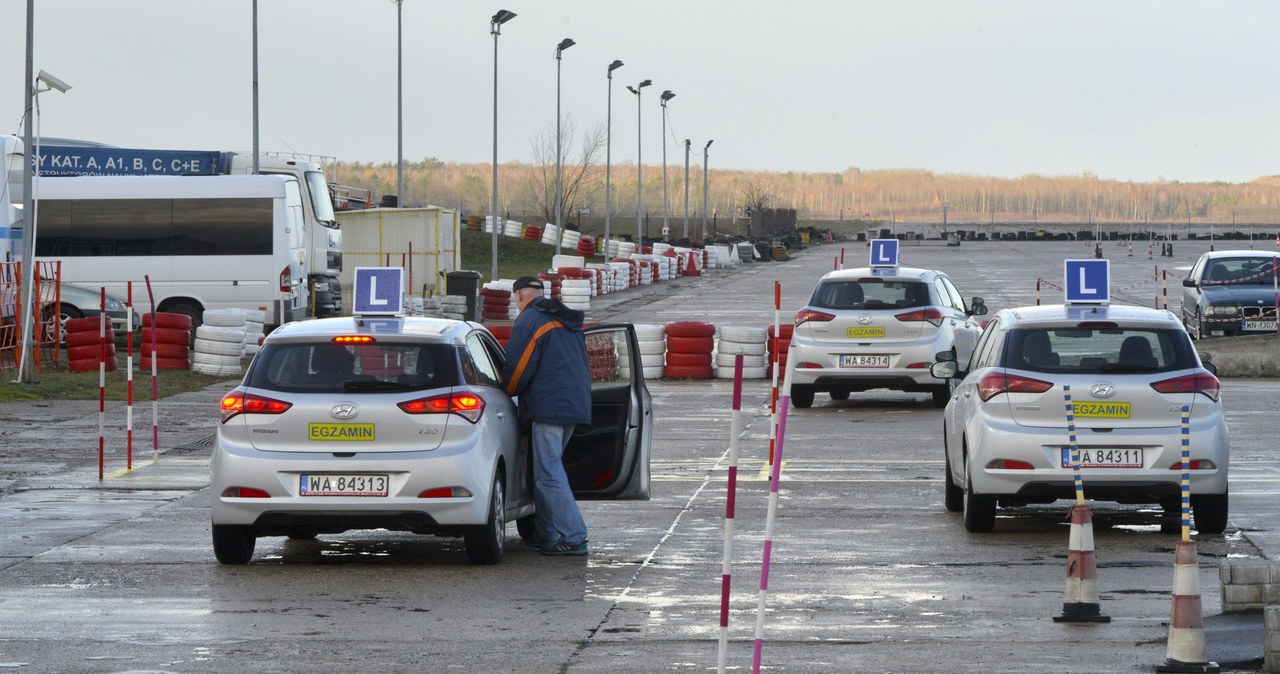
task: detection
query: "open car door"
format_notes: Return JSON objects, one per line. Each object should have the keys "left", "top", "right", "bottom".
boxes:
{"left": 565, "top": 323, "right": 652, "bottom": 499}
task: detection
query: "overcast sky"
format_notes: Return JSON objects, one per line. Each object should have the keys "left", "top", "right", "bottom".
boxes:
{"left": 4, "top": 1, "right": 1278, "bottom": 184}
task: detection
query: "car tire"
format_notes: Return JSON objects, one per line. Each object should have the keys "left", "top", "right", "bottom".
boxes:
{"left": 790, "top": 385, "right": 815, "bottom": 409}
{"left": 931, "top": 385, "right": 951, "bottom": 409}
{"left": 829, "top": 389, "right": 850, "bottom": 401}
{"left": 962, "top": 459, "right": 996, "bottom": 532}
{"left": 212, "top": 524, "right": 256, "bottom": 564}
{"left": 1191, "top": 492, "right": 1228, "bottom": 534}
{"left": 943, "top": 433, "right": 963, "bottom": 513}
{"left": 465, "top": 473, "right": 505, "bottom": 565}
{"left": 162, "top": 303, "right": 203, "bottom": 334}
{"left": 516, "top": 513, "right": 537, "bottom": 540}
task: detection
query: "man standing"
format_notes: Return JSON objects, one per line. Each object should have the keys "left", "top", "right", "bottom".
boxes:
{"left": 502, "top": 276, "right": 592, "bottom": 556}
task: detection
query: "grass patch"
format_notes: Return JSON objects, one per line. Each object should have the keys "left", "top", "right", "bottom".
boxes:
{"left": 0, "top": 361, "right": 240, "bottom": 402}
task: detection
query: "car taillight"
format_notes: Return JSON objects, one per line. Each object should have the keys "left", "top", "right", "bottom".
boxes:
{"left": 220, "top": 390, "right": 293, "bottom": 423}
{"left": 399, "top": 391, "right": 486, "bottom": 423}
{"left": 977, "top": 371, "right": 1054, "bottom": 401}
{"left": 1150, "top": 371, "right": 1220, "bottom": 401}
{"left": 895, "top": 308, "right": 944, "bottom": 327}
{"left": 794, "top": 308, "right": 835, "bottom": 326}
{"left": 221, "top": 487, "right": 271, "bottom": 498}
{"left": 280, "top": 265, "right": 292, "bottom": 292}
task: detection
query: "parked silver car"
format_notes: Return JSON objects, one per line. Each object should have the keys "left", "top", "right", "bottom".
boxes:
{"left": 789, "top": 266, "right": 987, "bottom": 408}
{"left": 211, "top": 316, "right": 651, "bottom": 565}
{"left": 932, "top": 303, "right": 1229, "bottom": 533}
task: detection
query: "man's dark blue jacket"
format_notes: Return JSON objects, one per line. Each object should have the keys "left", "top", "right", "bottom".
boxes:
{"left": 501, "top": 297, "right": 592, "bottom": 427}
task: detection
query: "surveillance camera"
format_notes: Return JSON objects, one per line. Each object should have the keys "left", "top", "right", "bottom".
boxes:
{"left": 36, "top": 70, "right": 71, "bottom": 94}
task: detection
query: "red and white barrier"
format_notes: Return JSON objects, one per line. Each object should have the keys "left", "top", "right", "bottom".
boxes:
{"left": 717, "top": 355, "right": 745, "bottom": 673}
{"left": 1156, "top": 541, "right": 1218, "bottom": 672}
{"left": 752, "top": 341, "right": 795, "bottom": 673}
{"left": 1053, "top": 503, "right": 1110, "bottom": 623}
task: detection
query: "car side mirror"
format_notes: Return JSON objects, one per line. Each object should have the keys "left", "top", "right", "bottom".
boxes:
{"left": 1182, "top": 278, "right": 1197, "bottom": 288}
{"left": 969, "top": 299, "right": 988, "bottom": 317}
{"left": 930, "top": 360, "right": 958, "bottom": 380}
{"left": 1202, "top": 361, "right": 1217, "bottom": 376}
{"left": 935, "top": 350, "right": 957, "bottom": 362}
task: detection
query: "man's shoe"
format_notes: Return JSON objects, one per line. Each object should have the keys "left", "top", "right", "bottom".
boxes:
{"left": 541, "top": 540, "right": 588, "bottom": 556}
{"left": 522, "top": 536, "right": 553, "bottom": 550}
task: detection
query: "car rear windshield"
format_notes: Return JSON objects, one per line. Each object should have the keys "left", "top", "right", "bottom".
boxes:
{"left": 1002, "top": 327, "right": 1197, "bottom": 374}
{"left": 809, "top": 280, "right": 929, "bottom": 310}
{"left": 245, "top": 341, "right": 459, "bottom": 393}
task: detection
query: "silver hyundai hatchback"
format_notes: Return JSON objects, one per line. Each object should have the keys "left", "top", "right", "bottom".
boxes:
{"left": 931, "top": 303, "right": 1229, "bottom": 533}
{"left": 211, "top": 316, "right": 652, "bottom": 565}
{"left": 790, "top": 266, "right": 987, "bottom": 408}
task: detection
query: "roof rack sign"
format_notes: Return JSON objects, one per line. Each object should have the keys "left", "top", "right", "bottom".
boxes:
{"left": 353, "top": 267, "right": 405, "bottom": 316}
{"left": 869, "top": 239, "right": 900, "bottom": 269}
{"left": 1064, "top": 259, "right": 1110, "bottom": 305}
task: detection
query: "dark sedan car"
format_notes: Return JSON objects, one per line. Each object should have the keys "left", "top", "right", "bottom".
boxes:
{"left": 1180, "top": 250, "right": 1280, "bottom": 339}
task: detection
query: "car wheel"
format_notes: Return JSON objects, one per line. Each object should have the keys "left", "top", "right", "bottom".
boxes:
{"left": 790, "top": 385, "right": 815, "bottom": 409}
{"left": 1159, "top": 498, "right": 1181, "bottom": 534}
{"left": 465, "top": 473, "right": 505, "bottom": 565}
{"left": 516, "top": 513, "right": 537, "bottom": 541}
{"left": 962, "top": 459, "right": 996, "bottom": 532}
{"left": 163, "top": 302, "right": 203, "bottom": 335}
{"left": 212, "top": 524, "right": 256, "bottom": 564}
{"left": 943, "top": 432, "right": 963, "bottom": 513}
{"left": 1191, "top": 492, "right": 1228, "bottom": 534}
{"left": 931, "top": 384, "right": 951, "bottom": 409}
{"left": 829, "top": 388, "right": 850, "bottom": 401}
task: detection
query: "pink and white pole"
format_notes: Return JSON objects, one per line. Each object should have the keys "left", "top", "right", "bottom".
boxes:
{"left": 97, "top": 288, "right": 107, "bottom": 481}
{"left": 125, "top": 282, "right": 134, "bottom": 470}
{"left": 717, "top": 355, "right": 745, "bottom": 674}
{"left": 752, "top": 341, "right": 795, "bottom": 673}
{"left": 145, "top": 276, "right": 159, "bottom": 461}
{"left": 768, "top": 282, "right": 781, "bottom": 465}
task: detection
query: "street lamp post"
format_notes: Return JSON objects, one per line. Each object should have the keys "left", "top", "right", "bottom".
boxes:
{"left": 659, "top": 90, "right": 675, "bottom": 239}
{"left": 702, "top": 140, "right": 713, "bottom": 240}
{"left": 489, "top": 9, "right": 516, "bottom": 282}
{"left": 626, "top": 79, "right": 652, "bottom": 245}
{"left": 683, "top": 139, "right": 690, "bottom": 240}
{"left": 396, "top": 0, "right": 404, "bottom": 208}
{"left": 941, "top": 201, "right": 950, "bottom": 238}
{"left": 553, "top": 38, "right": 575, "bottom": 256}
{"left": 604, "top": 60, "right": 624, "bottom": 258}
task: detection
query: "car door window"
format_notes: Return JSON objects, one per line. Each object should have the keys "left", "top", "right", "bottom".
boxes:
{"left": 464, "top": 334, "right": 502, "bottom": 387}
{"left": 940, "top": 277, "right": 967, "bottom": 313}
{"left": 970, "top": 318, "right": 1001, "bottom": 370}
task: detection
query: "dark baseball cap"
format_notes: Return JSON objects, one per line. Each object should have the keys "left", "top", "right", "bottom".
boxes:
{"left": 512, "top": 276, "right": 545, "bottom": 292}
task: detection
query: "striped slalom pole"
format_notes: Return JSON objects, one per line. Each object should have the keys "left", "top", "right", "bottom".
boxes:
{"left": 126, "top": 282, "right": 134, "bottom": 470}
{"left": 717, "top": 355, "right": 745, "bottom": 674}
{"left": 768, "top": 281, "right": 781, "bottom": 465}
{"left": 146, "top": 276, "right": 159, "bottom": 462}
{"left": 1156, "top": 406, "right": 1219, "bottom": 673}
{"left": 752, "top": 342, "right": 795, "bottom": 673}
{"left": 1054, "top": 385, "right": 1110, "bottom": 623}
{"left": 97, "top": 289, "right": 107, "bottom": 481}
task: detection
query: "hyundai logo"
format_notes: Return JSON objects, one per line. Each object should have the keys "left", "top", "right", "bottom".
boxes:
{"left": 330, "top": 402, "right": 359, "bottom": 419}
{"left": 1089, "top": 383, "right": 1116, "bottom": 398}
{"left": 857, "top": 315, "right": 874, "bottom": 325}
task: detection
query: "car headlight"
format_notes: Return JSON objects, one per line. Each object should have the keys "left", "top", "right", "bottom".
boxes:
{"left": 103, "top": 297, "right": 127, "bottom": 311}
{"left": 1206, "top": 305, "right": 1239, "bottom": 317}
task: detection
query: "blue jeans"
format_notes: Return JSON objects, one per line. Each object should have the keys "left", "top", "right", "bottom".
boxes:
{"left": 531, "top": 422, "right": 588, "bottom": 545}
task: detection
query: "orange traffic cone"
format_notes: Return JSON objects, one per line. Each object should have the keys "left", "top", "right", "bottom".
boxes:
{"left": 1156, "top": 540, "right": 1219, "bottom": 672}
{"left": 1053, "top": 504, "right": 1111, "bottom": 623}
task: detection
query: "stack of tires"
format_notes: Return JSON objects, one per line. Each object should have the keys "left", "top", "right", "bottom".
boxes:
{"left": 541, "top": 224, "right": 561, "bottom": 246}
{"left": 663, "top": 321, "right": 715, "bottom": 379}
{"left": 627, "top": 324, "right": 666, "bottom": 380}
{"left": 560, "top": 227, "right": 579, "bottom": 250}
{"left": 64, "top": 317, "right": 117, "bottom": 373}
{"left": 536, "top": 272, "right": 564, "bottom": 302}
{"left": 139, "top": 312, "right": 192, "bottom": 371}
{"left": 440, "top": 295, "right": 467, "bottom": 320}
{"left": 715, "top": 326, "right": 768, "bottom": 379}
{"left": 524, "top": 225, "right": 542, "bottom": 242}
{"left": 481, "top": 283, "right": 514, "bottom": 321}
{"left": 576, "top": 235, "right": 595, "bottom": 257}
{"left": 768, "top": 324, "right": 794, "bottom": 374}
{"left": 560, "top": 278, "right": 591, "bottom": 312}
{"left": 243, "top": 309, "right": 266, "bottom": 357}
{"left": 585, "top": 331, "right": 618, "bottom": 381}
{"left": 486, "top": 324, "right": 513, "bottom": 349}
{"left": 502, "top": 219, "right": 523, "bottom": 238}
{"left": 193, "top": 309, "right": 246, "bottom": 377}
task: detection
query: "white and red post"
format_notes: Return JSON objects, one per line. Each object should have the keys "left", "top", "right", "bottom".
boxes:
{"left": 717, "top": 355, "right": 745, "bottom": 674}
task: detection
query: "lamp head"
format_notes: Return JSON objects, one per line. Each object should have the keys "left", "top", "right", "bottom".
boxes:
{"left": 660, "top": 90, "right": 675, "bottom": 103}
{"left": 705, "top": 140, "right": 714, "bottom": 149}
{"left": 491, "top": 9, "right": 516, "bottom": 26}
{"left": 639, "top": 79, "right": 652, "bottom": 89}
{"left": 36, "top": 70, "right": 71, "bottom": 94}
{"left": 608, "top": 60, "right": 624, "bottom": 73}
{"left": 557, "top": 38, "right": 576, "bottom": 53}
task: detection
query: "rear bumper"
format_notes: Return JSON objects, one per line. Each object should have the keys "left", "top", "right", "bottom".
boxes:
{"left": 790, "top": 333, "right": 947, "bottom": 390}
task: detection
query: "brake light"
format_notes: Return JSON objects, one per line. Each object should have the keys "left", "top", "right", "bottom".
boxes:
{"left": 220, "top": 391, "right": 293, "bottom": 423}
{"left": 896, "top": 308, "right": 944, "bottom": 327}
{"left": 977, "top": 371, "right": 1054, "bottom": 401}
{"left": 333, "top": 335, "right": 375, "bottom": 344}
{"left": 220, "top": 487, "right": 270, "bottom": 498}
{"left": 795, "top": 309, "right": 836, "bottom": 326}
{"left": 986, "top": 459, "right": 1034, "bottom": 470}
{"left": 1075, "top": 321, "right": 1119, "bottom": 329}
{"left": 1150, "top": 371, "right": 1220, "bottom": 401}
{"left": 399, "top": 391, "right": 486, "bottom": 423}
{"left": 1169, "top": 460, "right": 1203, "bottom": 470}
{"left": 418, "top": 487, "right": 472, "bottom": 498}
{"left": 279, "top": 265, "right": 292, "bottom": 292}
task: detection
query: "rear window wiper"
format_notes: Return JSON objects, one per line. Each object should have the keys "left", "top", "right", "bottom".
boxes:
{"left": 341, "top": 379, "right": 411, "bottom": 391}
{"left": 1097, "top": 363, "right": 1159, "bottom": 373}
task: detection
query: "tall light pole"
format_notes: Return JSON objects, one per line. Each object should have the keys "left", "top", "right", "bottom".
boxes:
{"left": 252, "top": 0, "right": 259, "bottom": 175}
{"left": 659, "top": 89, "right": 675, "bottom": 239}
{"left": 702, "top": 140, "right": 713, "bottom": 240}
{"left": 683, "top": 138, "right": 690, "bottom": 240}
{"left": 489, "top": 9, "right": 515, "bottom": 282}
{"left": 604, "top": 60, "right": 624, "bottom": 257}
{"left": 553, "top": 38, "right": 575, "bottom": 256}
{"left": 626, "top": 79, "right": 652, "bottom": 245}
{"left": 395, "top": 0, "right": 404, "bottom": 207}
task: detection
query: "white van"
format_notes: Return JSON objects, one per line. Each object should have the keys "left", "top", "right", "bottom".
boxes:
{"left": 33, "top": 175, "right": 308, "bottom": 328}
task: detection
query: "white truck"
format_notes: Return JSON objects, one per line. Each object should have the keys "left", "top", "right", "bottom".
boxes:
{"left": 2, "top": 136, "right": 344, "bottom": 317}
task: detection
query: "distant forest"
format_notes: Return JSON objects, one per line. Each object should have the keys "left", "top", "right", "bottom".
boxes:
{"left": 330, "top": 159, "right": 1280, "bottom": 228}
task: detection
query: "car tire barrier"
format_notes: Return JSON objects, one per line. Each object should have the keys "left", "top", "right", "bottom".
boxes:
{"left": 243, "top": 309, "right": 266, "bottom": 357}
{"left": 192, "top": 310, "right": 246, "bottom": 377}
{"left": 624, "top": 323, "right": 666, "bottom": 380}
{"left": 586, "top": 331, "right": 618, "bottom": 380}
{"left": 664, "top": 321, "right": 715, "bottom": 379}
{"left": 716, "top": 325, "right": 768, "bottom": 379}
{"left": 481, "top": 283, "right": 514, "bottom": 321}
{"left": 139, "top": 312, "right": 193, "bottom": 371}
{"left": 1052, "top": 503, "right": 1111, "bottom": 623}
{"left": 64, "top": 316, "right": 117, "bottom": 372}
{"left": 486, "top": 324, "right": 513, "bottom": 350}
{"left": 560, "top": 279, "right": 591, "bottom": 312}
{"left": 1157, "top": 541, "right": 1218, "bottom": 673}
{"left": 768, "top": 323, "right": 794, "bottom": 373}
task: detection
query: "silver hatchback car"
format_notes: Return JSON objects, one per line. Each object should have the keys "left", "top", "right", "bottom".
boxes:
{"left": 931, "top": 303, "right": 1229, "bottom": 533}
{"left": 790, "top": 266, "right": 987, "bottom": 408}
{"left": 211, "top": 316, "right": 652, "bottom": 565}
